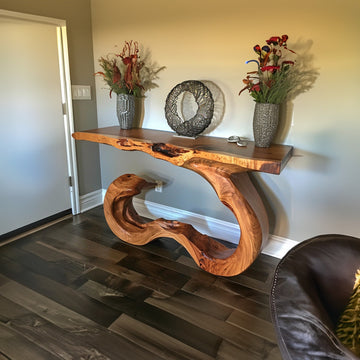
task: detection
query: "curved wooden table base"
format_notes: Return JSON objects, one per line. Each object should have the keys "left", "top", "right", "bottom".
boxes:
{"left": 73, "top": 127, "right": 293, "bottom": 277}
{"left": 104, "top": 159, "right": 268, "bottom": 276}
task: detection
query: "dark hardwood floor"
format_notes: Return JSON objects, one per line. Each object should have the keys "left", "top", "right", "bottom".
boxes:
{"left": 0, "top": 206, "right": 281, "bottom": 359}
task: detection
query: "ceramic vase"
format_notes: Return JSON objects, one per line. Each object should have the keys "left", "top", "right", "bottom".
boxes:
{"left": 116, "top": 94, "right": 135, "bottom": 129}
{"left": 253, "top": 102, "right": 280, "bottom": 147}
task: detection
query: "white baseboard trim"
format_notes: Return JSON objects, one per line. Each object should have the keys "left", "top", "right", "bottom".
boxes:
{"left": 133, "top": 197, "right": 241, "bottom": 241}
{"left": 132, "top": 198, "right": 298, "bottom": 259}
{"left": 79, "top": 189, "right": 103, "bottom": 213}
{"left": 261, "top": 234, "right": 298, "bottom": 259}
{"left": 89, "top": 190, "right": 298, "bottom": 259}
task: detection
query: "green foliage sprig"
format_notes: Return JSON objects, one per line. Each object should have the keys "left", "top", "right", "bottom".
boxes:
{"left": 96, "top": 40, "right": 165, "bottom": 98}
{"left": 336, "top": 270, "right": 360, "bottom": 357}
{"left": 239, "top": 35, "right": 297, "bottom": 104}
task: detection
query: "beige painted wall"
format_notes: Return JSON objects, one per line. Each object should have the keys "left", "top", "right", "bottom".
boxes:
{"left": 0, "top": 0, "right": 101, "bottom": 195}
{"left": 92, "top": 0, "right": 360, "bottom": 242}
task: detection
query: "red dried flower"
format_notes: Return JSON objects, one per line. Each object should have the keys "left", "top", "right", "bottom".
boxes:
{"left": 239, "top": 34, "right": 296, "bottom": 103}
{"left": 261, "top": 66, "right": 280, "bottom": 72}
{"left": 266, "top": 36, "right": 280, "bottom": 45}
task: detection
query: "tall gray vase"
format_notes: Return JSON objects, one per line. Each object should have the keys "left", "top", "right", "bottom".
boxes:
{"left": 253, "top": 102, "right": 280, "bottom": 147}
{"left": 116, "top": 93, "right": 135, "bottom": 129}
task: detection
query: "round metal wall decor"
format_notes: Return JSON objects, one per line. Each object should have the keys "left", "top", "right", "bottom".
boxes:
{"left": 165, "top": 80, "right": 214, "bottom": 137}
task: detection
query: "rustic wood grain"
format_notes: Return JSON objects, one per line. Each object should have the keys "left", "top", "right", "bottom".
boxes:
{"left": 226, "top": 309, "right": 277, "bottom": 342}
{"left": 72, "top": 127, "right": 293, "bottom": 174}
{"left": 145, "top": 293, "right": 276, "bottom": 349}
{"left": 0, "top": 280, "right": 99, "bottom": 332}
{"left": 78, "top": 280, "right": 222, "bottom": 357}
{"left": 73, "top": 127, "right": 292, "bottom": 277}
{"left": 110, "top": 314, "right": 214, "bottom": 360}
{"left": 217, "top": 340, "right": 281, "bottom": 360}
{"left": 0, "top": 255, "right": 121, "bottom": 327}
{"left": 103, "top": 171, "right": 267, "bottom": 276}
{"left": 0, "top": 206, "right": 281, "bottom": 360}
{"left": 0, "top": 322, "right": 60, "bottom": 360}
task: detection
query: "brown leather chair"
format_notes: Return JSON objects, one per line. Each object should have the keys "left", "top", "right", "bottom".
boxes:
{"left": 270, "top": 234, "right": 360, "bottom": 360}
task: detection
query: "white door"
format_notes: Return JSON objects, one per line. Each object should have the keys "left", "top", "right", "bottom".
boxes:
{"left": 0, "top": 15, "right": 74, "bottom": 236}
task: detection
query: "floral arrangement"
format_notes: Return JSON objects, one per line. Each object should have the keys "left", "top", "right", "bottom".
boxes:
{"left": 95, "top": 40, "right": 165, "bottom": 98}
{"left": 239, "top": 35, "right": 297, "bottom": 104}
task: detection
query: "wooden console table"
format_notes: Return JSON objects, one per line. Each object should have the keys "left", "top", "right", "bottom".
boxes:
{"left": 73, "top": 127, "right": 292, "bottom": 276}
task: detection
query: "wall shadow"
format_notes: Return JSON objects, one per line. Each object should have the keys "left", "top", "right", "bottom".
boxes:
{"left": 274, "top": 38, "right": 320, "bottom": 143}
{"left": 134, "top": 97, "right": 145, "bottom": 128}
{"left": 249, "top": 173, "right": 288, "bottom": 236}
{"left": 201, "top": 81, "right": 226, "bottom": 134}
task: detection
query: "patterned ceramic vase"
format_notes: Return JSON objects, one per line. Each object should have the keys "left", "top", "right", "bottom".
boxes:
{"left": 253, "top": 102, "right": 280, "bottom": 147}
{"left": 116, "top": 94, "right": 135, "bottom": 129}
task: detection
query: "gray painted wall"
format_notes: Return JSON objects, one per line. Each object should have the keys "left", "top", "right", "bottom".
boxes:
{"left": 3, "top": 1, "right": 358, "bottom": 244}
{"left": 0, "top": 0, "right": 101, "bottom": 196}
{"left": 91, "top": 0, "right": 360, "bottom": 243}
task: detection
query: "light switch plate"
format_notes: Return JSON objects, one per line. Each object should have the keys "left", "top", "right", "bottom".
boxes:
{"left": 72, "top": 85, "right": 91, "bottom": 100}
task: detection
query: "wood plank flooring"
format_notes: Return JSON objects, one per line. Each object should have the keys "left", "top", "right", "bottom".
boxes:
{"left": 0, "top": 206, "right": 281, "bottom": 359}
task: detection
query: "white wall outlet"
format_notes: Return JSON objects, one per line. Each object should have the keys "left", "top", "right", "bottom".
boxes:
{"left": 72, "top": 85, "right": 91, "bottom": 100}
{"left": 155, "top": 180, "right": 163, "bottom": 192}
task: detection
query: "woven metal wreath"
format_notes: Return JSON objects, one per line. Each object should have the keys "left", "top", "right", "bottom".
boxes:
{"left": 165, "top": 80, "right": 214, "bottom": 137}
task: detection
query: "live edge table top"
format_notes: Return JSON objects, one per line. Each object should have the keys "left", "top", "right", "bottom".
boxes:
{"left": 72, "top": 126, "right": 293, "bottom": 175}
{"left": 73, "top": 126, "right": 293, "bottom": 276}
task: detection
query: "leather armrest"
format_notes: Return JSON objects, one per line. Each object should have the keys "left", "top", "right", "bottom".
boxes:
{"left": 271, "top": 234, "right": 360, "bottom": 360}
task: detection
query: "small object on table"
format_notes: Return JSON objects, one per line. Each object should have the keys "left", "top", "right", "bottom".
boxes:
{"left": 165, "top": 80, "right": 214, "bottom": 137}
{"left": 227, "top": 136, "right": 248, "bottom": 147}
{"left": 227, "top": 135, "right": 240, "bottom": 142}
{"left": 237, "top": 140, "right": 248, "bottom": 147}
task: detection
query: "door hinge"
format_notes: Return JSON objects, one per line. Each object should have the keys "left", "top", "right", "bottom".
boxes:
{"left": 68, "top": 176, "right": 73, "bottom": 187}
{"left": 62, "top": 103, "right": 67, "bottom": 115}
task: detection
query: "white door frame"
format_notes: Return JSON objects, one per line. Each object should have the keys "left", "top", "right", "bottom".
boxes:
{"left": 0, "top": 9, "right": 80, "bottom": 215}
